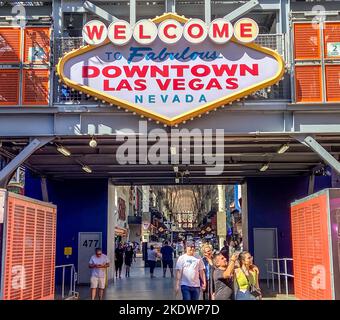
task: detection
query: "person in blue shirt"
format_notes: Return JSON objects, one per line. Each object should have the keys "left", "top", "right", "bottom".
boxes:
{"left": 160, "top": 241, "right": 174, "bottom": 278}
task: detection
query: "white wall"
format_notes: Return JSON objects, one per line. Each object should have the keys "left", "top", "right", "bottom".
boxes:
{"left": 107, "top": 181, "right": 116, "bottom": 281}
{"left": 107, "top": 184, "right": 132, "bottom": 281}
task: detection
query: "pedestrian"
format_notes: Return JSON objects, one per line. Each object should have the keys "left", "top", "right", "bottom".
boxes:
{"left": 173, "top": 242, "right": 177, "bottom": 258}
{"left": 115, "top": 242, "right": 124, "bottom": 278}
{"left": 234, "top": 251, "right": 261, "bottom": 300}
{"left": 88, "top": 247, "right": 110, "bottom": 300}
{"left": 175, "top": 240, "right": 206, "bottom": 300}
{"left": 133, "top": 242, "right": 138, "bottom": 262}
{"left": 213, "top": 252, "right": 238, "bottom": 300}
{"left": 124, "top": 245, "right": 134, "bottom": 277}
{"left": 177, "top": 241, "right": 183, "bottom": 256}
{"left": 160, "top": 241, "right": 174, "bottom": 277}
{"left": 147, "top": 245, "right": 159, "bottom": 278}
{"left": 201, "top": 243, "right": 214, "bottom": 300}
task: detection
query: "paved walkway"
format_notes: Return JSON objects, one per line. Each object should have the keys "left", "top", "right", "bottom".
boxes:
{"left": 78, "top": 257, "right": 178, "bottom": 300}
{"left": 76, "top": 256, "right": 295, "bottom": 300}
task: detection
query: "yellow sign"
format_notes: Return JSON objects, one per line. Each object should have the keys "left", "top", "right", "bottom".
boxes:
{"left": 57, "top": 13, "right": 284, "bottom": 126}
{"left": 64, "top": 247, "right": 72, "bottom": 256}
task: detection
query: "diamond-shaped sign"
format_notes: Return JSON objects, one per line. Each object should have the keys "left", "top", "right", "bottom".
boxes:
{"left": 57, "top": 13, "right": 284, "bottom": 126}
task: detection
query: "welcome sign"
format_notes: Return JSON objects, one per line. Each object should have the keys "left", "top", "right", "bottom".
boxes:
{"left": 57, "top": 13, "right": 284, "bottom": 125}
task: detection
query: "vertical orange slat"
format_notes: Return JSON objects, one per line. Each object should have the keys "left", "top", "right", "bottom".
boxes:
{"left": 3, "top": 195, "right": 56, "bottom": 300}
{"left": 22, "top": 69, "right": 49, "bottom": 105}
{"left": 324, "top": 22, "right": 340, "bottom": 59}
{"left": 23, "top": 27, "right": 50, "bottom": 64}
{"left": 0, "top": 27, "right": 21, "bottom": 63}
{"left": 0, "top": 69, "right": 20, "bottom": 106}
{"left": 294, "top": 23, "right": 321, "bottom": 60}
{"left": 295, "top": 65, "right": 323, "bottom": 102}
{"left": 291, "top": 194, "right": 333, "bottom": 300}
{"left": 325, "top": 65, "right": 340, "bottom": 102}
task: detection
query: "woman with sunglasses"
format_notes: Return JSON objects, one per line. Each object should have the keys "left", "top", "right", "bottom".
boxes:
{"left": 234, "top": 251, "right": 261, "bottom": 300}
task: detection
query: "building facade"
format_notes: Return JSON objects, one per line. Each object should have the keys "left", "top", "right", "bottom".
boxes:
{"left": 0, "top": 0, "right": 340, "bottom": 293}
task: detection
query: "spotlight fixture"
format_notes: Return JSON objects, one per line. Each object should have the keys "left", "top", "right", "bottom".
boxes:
{"left": 260, "top": 163, "right": 269, "bottom": 172}
{"left": 89, "top": 137, "right": 97, "bottom": 148}
{"left": 82, "top": 165, "right": 92, "bottom": 173}
{"left": 170, "top": 146, "right": 177, "bottom": 155}
{"left": 56, "top": 145, "right": 71, "bottom": 157}
{"left": 173, "top": 166, "right": 179, "bottom": 173}
{"left": 277, "top": 144, "right": 289, "bottom": 154}
{"left": 175, "top": 178, "right": 179, "bottom": 184}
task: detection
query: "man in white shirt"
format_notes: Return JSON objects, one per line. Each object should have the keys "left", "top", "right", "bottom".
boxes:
{"left": 89, "top": 247, "right": 110, "bottom": 300}
{"left": 175, "top": 240, "right": 206, "bottom": 300}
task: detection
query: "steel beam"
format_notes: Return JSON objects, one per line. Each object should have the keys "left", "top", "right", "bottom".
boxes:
{"left": 41, "top": 177, "right": 49, "bottom": 202}
{"left": 130, "top": 0, "right": 136, "bottom": 25}
{"left": 308, "top": 174, "right": 315, "bottom": 195}
{"left": 83, "top": 1, "right": 118, "bottom": 23}
{"left": 0, "top": 137, "right": 53, "bottom": 188}
{"left": 224, "top": 0, "right": 259, "bottom": 22}
{"left": 204, "top": 0, "right": 211, "bottom": 24}
{"left": 297, "top": 136, "right": 340, "bottom": 175}
{"left": 165, "top": 0, "right": 176, "bottom": 13}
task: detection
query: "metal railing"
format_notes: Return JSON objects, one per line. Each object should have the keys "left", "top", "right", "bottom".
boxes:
{"left": 265, "top": 258, "right": 294, "bottom": 296}
{"left": 52, "top": 33, "right": 290, "bottom": 104}
{"left": 55, "top": 264, "right": 79, "bottom": 300}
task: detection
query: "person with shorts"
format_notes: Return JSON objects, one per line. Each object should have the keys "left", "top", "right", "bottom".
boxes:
{"left": 89, "top": 247, "right": 110, "bottom": 300}
{"left": 160, "top": 241, "right": 174, "bottom": 277}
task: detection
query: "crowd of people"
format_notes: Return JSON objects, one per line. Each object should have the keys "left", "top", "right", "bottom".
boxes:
{"left": 88, "top": 237, "right": 261, "bottom": 301}
{"left": 114, "top": 241, "right": 140, "bottom": 278}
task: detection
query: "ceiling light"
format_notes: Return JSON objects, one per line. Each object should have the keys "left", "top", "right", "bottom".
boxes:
{"left": 175, "top": 178, "right": 179, "bottom": 184}
{"left": 260, "top": 163, "right": 269, "bottom": 172}
{"left": 57, "top": 145, "right": 71, "bottom": 157}
{"left": 277, "top": 144, "right": 289, "bottom": 154}
{"left": 82, "top": 165, "right": 92, "bottom": 173}
{"left": 89, "top": 137, "right": 97, "bottom": 148}
{"left": 184, "top": 169, "right": 190, "bottom": 175}
{"left": 170, "top": 146, "right": 177, "bottom": 155}
{"left": 173, "top": 166, "right": 179, "bottom": 173}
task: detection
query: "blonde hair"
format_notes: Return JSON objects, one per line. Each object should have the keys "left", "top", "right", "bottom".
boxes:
{"left": 201, "top": 243, "right": 213, "bottom": 254}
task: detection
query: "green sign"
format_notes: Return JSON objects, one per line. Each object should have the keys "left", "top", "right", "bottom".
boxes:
{"left": 327, "top": 42, "right": 340, "bottom": 57}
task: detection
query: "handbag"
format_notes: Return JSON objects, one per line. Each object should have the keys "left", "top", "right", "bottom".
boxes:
{"left": 241, "top": 268, "right": 262, "bottom": 299}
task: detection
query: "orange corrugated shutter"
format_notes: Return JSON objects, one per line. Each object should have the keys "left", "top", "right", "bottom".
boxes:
{"left": 291, "top": 194, "right": 332, "bottom": 300}
{"left": 0, "top": 27, "right": 21, "bottom": 63}
{"left": 295, "top": 65, "right": 323, "bottom": 102}
{"left": 325, "top": 65, "right": 340, "bottom": 102}
{"left": 3, "top": 194, "right": 56, "bottom": 300}
{"left": 0, "top": 69, "right": 20, "bottom": 105}
{"left": 24, "top": 27, "right": 50, "bottom": 64}
{"left": 324, "top": 22, "right": 340, "bottom": 59}
{"left": 22, "top": 69, "right": 49, "bottom": 105}
{"left": 294, "top": 23, "right": 321, "bottom": 60}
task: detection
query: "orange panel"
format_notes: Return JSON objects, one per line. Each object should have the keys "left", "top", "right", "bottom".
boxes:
{"left": 22, "top": 69, "right": 49, "bottom": 105}
{"left": 24, "top": 27, "right": 50, "bottom": 64}
{"left": 295, "top": 65, "right": 323, "bottom": 102}
{"left": 0, "top": 27, "right": 21, "bottom": 63}
{"left": 0, "top": 69, "right": 20, "bottom": 106}
{"left": 3, "top": 195, "right": 56, "bottom": 300}
{"left": 324, "top": 22, "right": 340, "bottom": 59}
{"left": 325, "top": 65, "right": 340, "bottom": 102}
{"left": 291, "top": 194, "right": 333, "bottom": 300}
{"left": 294, "top": 23, "right": 321, "bottom": 60}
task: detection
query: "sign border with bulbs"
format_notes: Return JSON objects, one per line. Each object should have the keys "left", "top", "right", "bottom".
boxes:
{"left": 57, "top": 12, "right": 285, "bottom": 126}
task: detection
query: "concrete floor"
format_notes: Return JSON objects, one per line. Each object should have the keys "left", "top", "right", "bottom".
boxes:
{"left": 74, "top": 257, "right": 295, "bottom": 300}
